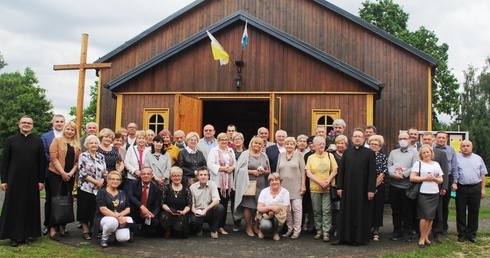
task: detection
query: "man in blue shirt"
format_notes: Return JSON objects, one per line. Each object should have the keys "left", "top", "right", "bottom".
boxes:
{"left": 452, "top": 140, "right": 487, "bottom": 243}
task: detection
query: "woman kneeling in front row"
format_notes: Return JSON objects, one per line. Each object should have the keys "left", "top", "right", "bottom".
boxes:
{"left": 93, "top": 171, "right": 134, "bottom": 247}
{"left": 257, "top": 173, "right": 290, "bottom": 241}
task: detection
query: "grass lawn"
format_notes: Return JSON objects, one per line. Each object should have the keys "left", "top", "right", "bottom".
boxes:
{"left": 0, "top": 237, "right": 125, "bottom": 258}
{"left": 448, "top": 187, "right": 490, "bottom": 220}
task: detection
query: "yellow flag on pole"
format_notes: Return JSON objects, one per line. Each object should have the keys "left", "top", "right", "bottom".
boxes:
{"left": 206, "top": 30, "right": 230, "bottom": 65}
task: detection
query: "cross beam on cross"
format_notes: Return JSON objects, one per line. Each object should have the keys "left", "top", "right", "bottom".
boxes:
{"left": 53, "top": 33, "right": 111, "bottom": 134}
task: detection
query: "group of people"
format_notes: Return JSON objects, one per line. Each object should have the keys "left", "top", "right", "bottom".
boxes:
{"left": 0, "top": 115, "right": 487, "bottom": 251}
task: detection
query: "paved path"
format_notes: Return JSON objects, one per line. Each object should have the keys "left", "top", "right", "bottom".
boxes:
{"left": 1, "top": 190, "right": 488, "bottom": 257}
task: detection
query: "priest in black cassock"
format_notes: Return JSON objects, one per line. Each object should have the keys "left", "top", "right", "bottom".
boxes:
{"left": 0, "top": 116, "right": 46, "bottom": 247}
{"left": 334, "top": 128, "right": 376, "bottom": 245}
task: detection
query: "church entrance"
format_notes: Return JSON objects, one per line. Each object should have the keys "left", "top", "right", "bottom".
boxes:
{"left": 203, "top": 100, "right": 269, "bottom": 144}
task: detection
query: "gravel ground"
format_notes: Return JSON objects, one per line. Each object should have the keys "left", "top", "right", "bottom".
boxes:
{"left": 1, "top": 190, "right": 489, "bottom": 257}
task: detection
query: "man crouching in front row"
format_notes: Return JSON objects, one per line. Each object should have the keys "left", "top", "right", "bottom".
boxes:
{"left": 189, "top": 166, "right": 225, "bottom": 239}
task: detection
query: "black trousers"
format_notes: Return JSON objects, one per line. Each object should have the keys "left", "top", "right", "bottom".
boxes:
{"left": 389, "top": 185, "right": 413, "bottom": 234}
{"left": 44, "top": 177, "right": 52, "bottom": 228}
{"left": 432, "top": 191, "right": 444, "bottom": 235}
{"left": 456, "top": 183, "right": 482, "bottom": 239}
{"left": 441, "top": 174, "right": 453, "bottom": 232}
{"left": 190, "top": 204, "right": 225, "bottom": 233}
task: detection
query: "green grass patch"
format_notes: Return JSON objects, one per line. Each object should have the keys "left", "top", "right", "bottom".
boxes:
{"left": 381, "top": 233, "right": 490, "bottom": 258}
{"left": 448, "top": 188, "right": 490, "bottom": 220}
{"left": 0, "top": 236, "right": 126, "bottom": 257}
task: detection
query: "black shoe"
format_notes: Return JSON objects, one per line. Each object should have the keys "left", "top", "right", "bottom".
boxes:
{"left": 390, "top": 233, "right": 402, "bottom": 241}
{"left": 50, "top": 233, "right": 61, "bottom": 241}
{"left": 402, "top": 233, "right": 412, "bottom": 242}
{"left": 434, "top": 234, "right": 443, "bottom": 243}
{"left": 10, "top": 239, "right": 19, "bottom": 247}
{"left": 331, "top": 239, "right": 343, "bottom": 245}
{"left": 60, "top": 231, "right": 72, "bottom": 239}
{"left": 468, "top": 237, "right": 476, "bottom": 243}
{"left": 457, "top": 236, "right": 465, "bottom": 242}
{"left": 351, "top": 241, "right": 358, "bottom": 246}
{"left": 419, "top": 244, "right": 425, "bottom": 248}
{"left": 43, "top": 227, "right": 49, "bottom": 235}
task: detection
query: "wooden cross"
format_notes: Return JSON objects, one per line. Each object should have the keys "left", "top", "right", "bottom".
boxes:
{"left": 53, "top": 33, "right": 111, "bottom": 134}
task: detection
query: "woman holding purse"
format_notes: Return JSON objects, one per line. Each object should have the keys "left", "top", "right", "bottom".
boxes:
{"left": 234, "top": 136, "right": 270, "bottom": 237}
{"left": 48, "top": 121, "right": 81, "bottom": 241}
{"left": 410, "top": 144, "right": 443, "bottom": 248}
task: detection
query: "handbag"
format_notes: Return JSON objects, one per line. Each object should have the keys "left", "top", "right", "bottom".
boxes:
{"left": 406, "top": 161, "right": 421, "bottom": 200}
{"left": 330, "top": 185, "right": 340, "bottom": 201}
{"left": 243, "top": 180, "right": 257, "bottom": 196}
{"left": 51, "top": 181, "right": 75, "bottom": 224}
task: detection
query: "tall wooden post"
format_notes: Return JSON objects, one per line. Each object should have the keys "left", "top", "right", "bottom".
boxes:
{"left": 53, "top": 34, "right": 111, "bottom": 134}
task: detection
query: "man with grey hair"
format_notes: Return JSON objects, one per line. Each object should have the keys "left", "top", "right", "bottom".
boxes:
{"left": 387, "top": 132, "right": 419, "bottom": 242}
{"left": 327, "top": 119, "right": 352, "bottom": 150}
{"left": 80, "top": 122, "right": 98, "bottom": 152}
{"left": 173, "top": 130, "right": 187, "bottom": 149}
{"left": 257, "top": 127, "right": 274, "bottom": 148}
{"left": 266, "top": 129, "right": 287, "bottom": 173}
{"left": 196, "top": 124, "right": 217, "bottom": 160}
{"left": 125, "top": 122, "right": 138, "bottom": 150}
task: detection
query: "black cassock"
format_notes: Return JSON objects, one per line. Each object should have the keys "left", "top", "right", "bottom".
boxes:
{"left": 0, "top": 133, "right": 45, "bottom": 240}
{"left": 337, "top": 145, "right": 376, "bottom": 244}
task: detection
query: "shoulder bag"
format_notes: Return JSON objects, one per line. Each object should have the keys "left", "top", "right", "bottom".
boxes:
{"left": 51, "top": 181, "right": 75, "bottom": 224}
{"left": 406, "top": 161, "right": 421, "bottom": 200}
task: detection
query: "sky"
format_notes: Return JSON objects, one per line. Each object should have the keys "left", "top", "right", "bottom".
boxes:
{"left": 1, "top": 0, "right": 488, "bottom": 123}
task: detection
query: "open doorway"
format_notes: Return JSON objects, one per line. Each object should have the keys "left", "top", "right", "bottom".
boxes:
{"left": 203, "top": 100, "right": 269, "bottom": 144}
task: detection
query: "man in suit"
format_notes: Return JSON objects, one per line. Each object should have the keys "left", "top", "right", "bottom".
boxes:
{"left": 420, "top": 132, "right": 449, "bottom": 243}
{"left": 265, "top": 129, "right": 287, "bottom": 173}
{"left": 127, "top": 167, "right": 162, "bottom": 238}
{"left": 196, "top": 124, "right": 217, "bottom": 160}
{"left": 435, "top": 131, "right": 459, "bottom": 235}
{"left": 40, "top": 114, "right": 65, "bottom": 235}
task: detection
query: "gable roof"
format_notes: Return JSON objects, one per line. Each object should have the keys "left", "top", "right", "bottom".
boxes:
{"left": 106, "top": 11, "right": 384, "bottom": 92}
{"left": 95, "top": 0, "right": 438, "bottom": 66}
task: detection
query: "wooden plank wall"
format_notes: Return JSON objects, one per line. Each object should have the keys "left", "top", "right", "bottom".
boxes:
{"left": 99, "top": 0, "right": 431, "bottom": 149}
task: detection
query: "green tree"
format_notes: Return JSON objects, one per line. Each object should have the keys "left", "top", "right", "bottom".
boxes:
{"left": 0, "top": 52, "right": 7, "bottom": 71}
{"left": 0, "top": 66, "right": 54, "bottom": 156}
{"left": 460, "top": 58, "right": 490, "bottom": 165}
{"left": 359, "top": 0, "right": 460, "bottom": 127}
{"left": 69, "top": 81, "right": 98, "bottom": 135}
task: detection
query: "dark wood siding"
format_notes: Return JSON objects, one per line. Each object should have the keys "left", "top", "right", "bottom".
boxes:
{"left": 116, "top": 25, "right": 371, "bottom": 94}
{"left": 99, "top": 0, "right": 432, "bottom": 150}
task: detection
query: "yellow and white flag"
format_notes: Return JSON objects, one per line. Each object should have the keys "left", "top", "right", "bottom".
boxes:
{"left": 206, "top": 30, "right": 230, "bottom": 65}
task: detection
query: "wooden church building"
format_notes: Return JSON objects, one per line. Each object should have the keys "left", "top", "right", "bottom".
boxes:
{"left": 95, "top": 0, "right": 438, "bottom": 148}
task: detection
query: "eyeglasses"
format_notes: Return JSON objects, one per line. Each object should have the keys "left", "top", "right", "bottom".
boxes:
{"left": 369, "top": 143, "right": 380, "bottom": 146}
{"left": 108, "top": 178, "right": 121, "bottom": 181}
{"left": 219, "top": 139, "right": 228, "bottom": 142}
{"left": 20, "top": 121, "right": 33, "bottom": 125}
{"left": 171, "top": 175, "right": 182, "bottom": 178}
